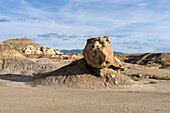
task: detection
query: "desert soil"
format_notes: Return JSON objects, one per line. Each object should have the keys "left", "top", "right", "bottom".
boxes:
{"left": 0, "top": 78, "right": 170, "bottom": 113}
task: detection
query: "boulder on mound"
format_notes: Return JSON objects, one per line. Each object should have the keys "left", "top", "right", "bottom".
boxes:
{"left": 83, "top": 36, "right": 124, "bottom": 70}
{"left": 29, "top": 36, "right": 135, "bottom": 89}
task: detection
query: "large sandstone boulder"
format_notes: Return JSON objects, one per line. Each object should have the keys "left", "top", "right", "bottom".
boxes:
{"left": 83, "top": 36, "right": 124, "bottom": 70}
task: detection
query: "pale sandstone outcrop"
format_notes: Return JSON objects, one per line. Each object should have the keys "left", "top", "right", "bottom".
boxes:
{"left": 23, "top": 45, "right": 63, "bottom": 55}
{"left": 83, "top": 36, "right": 124, "bottom": 70}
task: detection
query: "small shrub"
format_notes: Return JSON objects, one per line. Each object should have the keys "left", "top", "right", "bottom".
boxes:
{"left": 161, "top": 62, "right": 165, "bottom": 67}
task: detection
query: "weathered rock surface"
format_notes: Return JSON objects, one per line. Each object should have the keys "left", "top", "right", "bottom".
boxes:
{"left": 54, "top": 49, "right": 63, "bottom": 55}
{"left": 83, "top": 36, "right": 124, "bottom": 70}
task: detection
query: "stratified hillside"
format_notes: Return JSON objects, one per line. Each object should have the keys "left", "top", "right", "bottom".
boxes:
{"left": 116, "top": 53, "right": 170, "bottom": 68}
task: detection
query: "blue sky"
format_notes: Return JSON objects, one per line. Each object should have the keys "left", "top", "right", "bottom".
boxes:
{"left": 0, "top": 0, "right": 170, "bottom": 53}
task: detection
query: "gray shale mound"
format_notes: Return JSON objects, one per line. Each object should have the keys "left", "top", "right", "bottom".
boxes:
{"left": 29, "top": 59, "right": 134, "bottom": 89}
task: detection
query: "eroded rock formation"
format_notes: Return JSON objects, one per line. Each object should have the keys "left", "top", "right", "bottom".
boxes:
{"left": 83, "top": 36, "right": 124, "bottom": 71}
{"left": 23, "top": 45, "right": 63, "bottom": 55}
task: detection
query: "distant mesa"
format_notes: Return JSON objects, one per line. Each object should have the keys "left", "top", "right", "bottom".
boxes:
{"left": 60, "top": 49, "right": 83, "bottom": 53}
{"left": 114, "top": 51, "right": 123, "bottom": 54}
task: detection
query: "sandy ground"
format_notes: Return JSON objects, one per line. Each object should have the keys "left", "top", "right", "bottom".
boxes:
{"left": 0, "top": 79, "right": 170, "bottom": 113}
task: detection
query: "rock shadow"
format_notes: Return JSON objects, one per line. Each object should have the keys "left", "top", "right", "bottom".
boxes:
{"left": 0, "top": 74, "right": 36, "bottom": 82}
{"left": 35, "top": 58, "right": 92, "bottom": 78}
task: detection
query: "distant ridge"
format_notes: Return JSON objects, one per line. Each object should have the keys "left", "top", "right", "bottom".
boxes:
{"left": 114, "top": 51, "right": 123, "bottom": 54}
{"left": 61, "top": 49, "right": 123, "bottom": 54}
{"left": 60, "top": 49, "right": 83, "bottom": 53}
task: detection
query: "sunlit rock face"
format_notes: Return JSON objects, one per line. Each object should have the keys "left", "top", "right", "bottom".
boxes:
{"left": 83, "top": 36, "right": 124, "bottom": 70}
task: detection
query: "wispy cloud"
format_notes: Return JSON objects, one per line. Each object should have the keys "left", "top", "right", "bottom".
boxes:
{"left": 0, "top": 18, "right": 10, "bottom": 22}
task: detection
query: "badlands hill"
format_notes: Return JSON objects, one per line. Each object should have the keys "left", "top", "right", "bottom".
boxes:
{"left": 117, "top": 53, "right": 170, "bottom": 69}
{"left": 3, "top": 38, "right": 63, "bottom": 58}
{"left": 3, "top": 38, "right": 41, "bottom": 53}
{"left": 0, "top": 42, "right": 59, "bottom": 75}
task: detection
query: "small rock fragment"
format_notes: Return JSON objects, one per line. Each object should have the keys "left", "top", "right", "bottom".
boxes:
{"left": 114, "top": 80, "right": 118, "bottom": 85}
